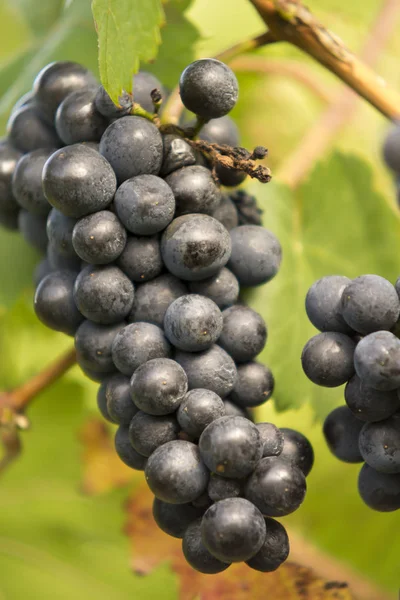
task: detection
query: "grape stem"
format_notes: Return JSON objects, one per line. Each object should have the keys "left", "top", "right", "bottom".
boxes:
{"left": 0, "top": 348, "right": 76, "bottom": 474}
{"left": 249, "top": 0, "right": 400, "bottom": 120}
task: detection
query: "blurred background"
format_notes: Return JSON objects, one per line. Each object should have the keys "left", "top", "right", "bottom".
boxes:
{"left": 0, "top": 0, "right": 399, "bottom": 598}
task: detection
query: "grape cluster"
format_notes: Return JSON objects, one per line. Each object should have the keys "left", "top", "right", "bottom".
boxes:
{"left": 302, "top": 274, "right": 400, "bottom": 512}
{"left": 0, "top": 58, "right": 313, "bottom": 573}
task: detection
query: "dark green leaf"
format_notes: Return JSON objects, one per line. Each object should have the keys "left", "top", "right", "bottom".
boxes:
{"left": 92, "top": 0, "right": 164, "bottom": 104}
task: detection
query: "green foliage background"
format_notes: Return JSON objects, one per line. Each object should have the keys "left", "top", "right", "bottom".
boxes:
{"left": 0, "top": 0, "right": 399, "bottom": 597}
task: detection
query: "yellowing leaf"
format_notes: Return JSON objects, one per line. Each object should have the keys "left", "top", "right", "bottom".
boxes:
{"left": 125, "top": 482, "right": 354, "bottom": 600}
{"left": 79, "top": 417, "right": 137, "bottom": 494}
{"left": 92, "top": 0, "right": 165, "bottom": 104}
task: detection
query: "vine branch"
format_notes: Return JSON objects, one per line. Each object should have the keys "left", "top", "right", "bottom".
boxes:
{"left": 248, "top": 0, "right": 400, "bottom": 120}
{"left": 277, "top": 0, "right": 400, "bottom": 188}
{"left": 0, "top": 347, "right": 77, "bottom": 414}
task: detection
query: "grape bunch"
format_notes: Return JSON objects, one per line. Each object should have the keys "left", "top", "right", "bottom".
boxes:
{"left": 0, "top": 57, "right": 313, "bottom": 573}
{"left": 301, "top": 274, "right": 400, "bottom": 512}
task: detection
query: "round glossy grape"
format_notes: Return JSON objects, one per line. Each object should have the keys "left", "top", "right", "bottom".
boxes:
{"left": 34, "top": 270, "right": 83, "bottom": 335}
{"left": 183, "top": 518, "right": 230, "bottom": 574}
{"left": 115, "top": 425, "right": 147, "bottom": 470}
{"left": 189, "top": 267, "right": 239, "bottom": 309}
{"left": 246, "top": 518, "right": 289, "bottom": 572}
{"left": 359, "top": 414, "right": 400, "bottom": 474}
{"left": 323, "top": 406, "right": 364, "bottom": 463}
{"left": 279, "top": 428, "right": 314, "bottom": 476}
{"left": 177, "top": 388, "right": 225, "bottom": 438}
{"left": 219, "top": 305, "right": 267, "bottom": 363}
{"left": 72, "top": 210, "right": 127, "bottom": 264}
{"left": 175, "top": 345, "right": 237, "bottom": 398}
{"left": 301, "top": 332, "right": 356, "bottom": 387}
{"left": 130, "top": 357, "right": 187, "bottom": 415}
{"left": 152, "top": 498, "right": 203, "bottom": 539}
{"left": 344, "top": 374, "right": 400, "bottom": 422}
{"left": 231, "top": 362, "right": 274, "bottom": 408}
{"left": 165, "top": 165, "right": 221, "bottom": 216}
{"left": 305, "top": 275, "right": 353, "bottom": 334}
{"left": 256, "top": 423, "right": 284, "bottom": 458}
{"left": 354, "top": 331, "right": 400, "bottom": 391}
{"left": 75, "top": 320, "right": 124, "bottom": 373}
{"left": 129, "top": 411, "right": 180, "bottom": 457}
{"left": 358, "top": 463, "right": 400, "bottom": 512}
{"left": 112, "top": 324, "right": 171, "bottom": 377}
{"left": 128, "top": 274, "right": 188, "bottom": 327}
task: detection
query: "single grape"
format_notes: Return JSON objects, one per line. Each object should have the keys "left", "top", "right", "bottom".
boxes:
{"left": 7, "top": 105, "right": 60, "bottom": 153}
{"left": 228, "top": 225, "right": 282, "bottom": 287}
{"left": 199, "top": 116, "right": 240, "bottom": 146}
{"left": 33, "top": 61, "right": 97, "bottom": 124}
{"left": 145, "top": 440, "right": 209, "bottom": 504}
{"left": 211, "top": 195, "right": 239, "bottom": 231}
{"left": 81, "top": 366, "right": 110, "bottom": 383}
{"left": 246, "top": 518, "right": 289, "bottom": 572}
{"left": 358, "top": 463, "right": 400, "bottom": 512}
{"left": 354, "top": 331, "right": 400, "bottom": 391}
{"left": 99, "top": 116, "right": 163, "bottom": 183}
{"left": 114, "top": 174, "right": 175, "bottom": 235}
{"left": 152, "top": 498, "right": 203, "bottom": 539}
{"left": 55, "top": 88, "right": 108, "bottom": 145}
{"left": 279, "top": 428, "right": 314, "bottom": 476}
{"left": 165, "top": 166, "right": 221, "bottom": 216}
{"left": 340, "top": 275, "right": 400, "bottom": 335}
{"left": 34, "top": 270, "right": 83, "bottom": 335}
{"left": 115, "top": 425, "right": 147, "bottom": 470}
{"left": 129, "top": 411, "right": 180, "bottom": 456}
{"left": 164, "top": 294, "right": 223, "bottom": 352}
{"left": 183, "top": 518, "right": 230, "bottom": 574}
{"left": 175, "top": 345, "right": 237, "bottom": 398}
{"left": 245, "top": 456, "right": 306, "bottom": 517}
{"left": 75, "top": 320, "right": 124, "bottom": 373}
{"left": 103, "top": 373, "right": 137, "bottom": 425}
{"left": 179, "top": 59, "right": 238, "bottom": 119}
{"left": 256, "top": 423, "right": 284, "bottom": 458}
{"left": 208, "top": 474, "right": 242, "bottom": 502}
{"left": 231, "top": 362, "right": 274, "bottom": 408}
{"left": 97, "top": 379, "right": 116, "bottom": 423}
{"left": 199, "top": 416, "right": 262, "bottom": 478}
{"left": 117, "top": 235, "right": 163, "bottom": 283}
{"left": 305, "top": 275, "right": 353, "bottom": 334}
{"left": 95, "top": 86, "right": 133, "bottom": 119}
{"left": 323, "top": 405, "right": 364, "bottom": 463}
{"left": 345, "top": 375, "right": 400, "bottom": 422}
{"left": 46, "top": 209, "right": 77, "bottom": 257}
{"left": 359, "top": 414, "right": 400, "bottom": 474}
{"left": 0, "top": 142, "right": 22, "bottom": 213}
{"left": 301, "top": 332, "right": 356, "bottom": 387}
{"left": 161, "top": 214, "right": 231, "bottom": 281}
{"left": 189, "top": 267, "right": 239, "bottom": 309}
{"left": 12, "top": 148, "right": 52, "bottom": 216}
{"left": 72, "top": 210, "right": 127, "bottom": 264}
{"left": 130, "top": 357, "right": 187, "bottom": 415}
{"left": 382, "top": 124, "right": 400, "bottom": 174}
{"left": 177, "top": 388, "right": 225, "bottom": 438}
{"left": 223, "top": 399, "right": 252, "bottom": 420}
{"left": 73, "top": 265, "right": 134, "bottom": 325}
{"left": 128, "top": 273, "right": 188, "bottom": 326}
{"left": 43, "top": 144, "right": 117, "bottom": 218}
{"left": 160, "top": 134, "right": 197, "bottom": 177}
{"left": 18, "top": 210, "right": 48, "bottom": 253}
{"left": 219, "top": 305, "right": 267, "bottom": 363}
{"left": 132, "top": 71, "right": 166, "bottom": 113}
{"left": 201, "top": 497, "right": 266, "bottom": 563}
{"left": 33, "top": 257, "right": 53, "bottom": 288}
{"left": 47, "top": 243, "right": 81, "bottom": 271}
{"left": 112, "top": 324, "right": 171, "bottom": 377}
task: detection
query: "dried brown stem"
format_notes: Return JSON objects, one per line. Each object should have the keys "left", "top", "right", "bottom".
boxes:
{"left": 248, "top": 0, "right": 400, "bottom": 120}
{"left": 276, "top": 0, "right": 400, "bottom": 187}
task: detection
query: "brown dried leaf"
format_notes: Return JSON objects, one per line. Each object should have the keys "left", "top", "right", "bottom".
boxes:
{"left": 79, "top": 417, "right": 137, "bottom": 494}
{"left": 125, "top": 482, "right": 354, "bottom": 600}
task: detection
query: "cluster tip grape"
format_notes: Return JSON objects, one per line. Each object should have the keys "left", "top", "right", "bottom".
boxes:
{"left": 0, "top": 57, "right": 314, "bottom": 573}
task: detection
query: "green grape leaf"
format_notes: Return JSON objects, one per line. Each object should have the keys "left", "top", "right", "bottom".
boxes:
{"left": 92, "top": 0, "right": 165, "bottom": 104}
{"left": 249, "top": 152, "right": 400, "bottom": 416}
{"left": 145, "top": 1, "right": 201, "bottom": 89}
